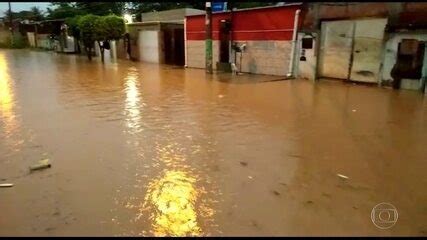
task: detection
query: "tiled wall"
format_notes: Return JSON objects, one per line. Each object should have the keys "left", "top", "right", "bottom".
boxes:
{"left": 186, "top": 40, "right": 292, "bottom": 76}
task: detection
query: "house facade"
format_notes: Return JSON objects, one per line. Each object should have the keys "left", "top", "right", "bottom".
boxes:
{"left": 119, "top": 8, "right": 205, "bottom": 66}
{"left": 295, "top": 2, "right": 427, "bottom": 91}
{"left": 185, "top": 3, "right": 303, "bottom": 76}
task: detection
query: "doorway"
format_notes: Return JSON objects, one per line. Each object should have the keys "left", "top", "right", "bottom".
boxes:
{"left": 163, "top": 28, "right": 185, "bottom": 66}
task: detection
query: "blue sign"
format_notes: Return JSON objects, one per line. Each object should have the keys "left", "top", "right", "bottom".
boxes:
{"left": 212, "top": 2, "right": 227, "bottom": 12}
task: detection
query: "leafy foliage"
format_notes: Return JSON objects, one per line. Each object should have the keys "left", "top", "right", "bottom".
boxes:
{"left": 65, "top": 15, "right": 82, "bottom": 38}
{"left": 46, "top": 3, "right": 82, "bottom": 19}
{"left": 46, "top": 2, "right": 125, "bottom": 19}
{"left": 3, "top": 7, "right": 45, "bottom": 22}
{"left": 102, "top": 15, "right": 125, "bottom": 41}
{"left": 74, "top": 2, "right": 126, "bottom": 16}
{"left": 75, "top": 14, "right": 125, "bottom": 61}
{"left": 77, "top": 14, "right": 100, "bottom": 46}
{"left": 0, "top": 35, "right": 28, "bottom": 49}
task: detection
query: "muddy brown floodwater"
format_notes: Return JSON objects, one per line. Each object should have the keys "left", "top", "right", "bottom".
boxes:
{"left": 0, "top": 50, "right": 426, "bottom": 236}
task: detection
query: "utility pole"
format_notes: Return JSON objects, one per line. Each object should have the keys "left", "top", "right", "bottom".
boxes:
{"left": 8, "top": 2, "right": 13, "bottom": 45}
{"left": 205, "top": 1, "right": 213, "bottom": 74}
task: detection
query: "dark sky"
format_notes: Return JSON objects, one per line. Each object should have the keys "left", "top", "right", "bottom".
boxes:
{"left": 0, "top": 2, "right": 51, "bottom": 16}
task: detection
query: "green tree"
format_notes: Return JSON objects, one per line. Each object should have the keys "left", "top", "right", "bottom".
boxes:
{"left": 46, "top": 3, "right": 82, "bottom": 19}
{"left": 95, "top": 15, "right": 125, "bottom": 62}
{"left": 102, "top": 15, "right": 125, "bottom": 41}
{"left": 75, "top": 2, "right": 125, "bottom": 16}
{"left": 65, "top": 15, "right": 82, "bottom": 53}
{"left": 77, "top": 14, "right": 125, "bottom": 62}
{"left": 77, "top": 14, "right": 99, "bottom": 60}
{"left": 3, "top": 8, "right": 44, "bottom": 22}
{"left": 29, "top": 7, "right": 44, "bottom": 21}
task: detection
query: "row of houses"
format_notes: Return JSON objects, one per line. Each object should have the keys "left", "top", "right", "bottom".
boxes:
{"left": 0, "top": 17, "right": 76, "bottom": 52}
{"left": 117, "top": 2, "right": 427, "bottom": 92}
{"left": 5, "top": 3, "right": 425, "bottom": 92}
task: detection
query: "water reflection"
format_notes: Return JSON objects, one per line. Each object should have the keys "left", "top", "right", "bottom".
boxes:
{"left": 143, "top": 170, "right": 201, "bottom": 236}
{"left": 0, "top": 53, "right": 18, "bottom": 141}
{"left": 116, "top": 138, "right": 217, "bottom": 236}
{"left": 123, "top": 67, "right": 142, "bottom": 134}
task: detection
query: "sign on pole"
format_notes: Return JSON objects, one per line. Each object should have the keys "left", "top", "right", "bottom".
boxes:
{"left": 212, "top": 1, "right": 227, "bottom": 12}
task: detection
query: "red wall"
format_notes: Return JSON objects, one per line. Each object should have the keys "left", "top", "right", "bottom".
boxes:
{"left": 186, "top": 5, "right": 302, "bottom": 41}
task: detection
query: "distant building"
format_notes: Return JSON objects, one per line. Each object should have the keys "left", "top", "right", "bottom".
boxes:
{"left": 120, "top": 8, "right": 205, "bottom": 66}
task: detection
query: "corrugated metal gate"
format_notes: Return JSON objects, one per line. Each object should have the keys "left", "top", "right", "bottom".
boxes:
{"left": 318, "top": 18, "right": 387, "bottom": 83}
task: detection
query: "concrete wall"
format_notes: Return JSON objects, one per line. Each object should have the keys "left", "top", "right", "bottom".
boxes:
{"left": 234, "top": 40, "right": 292, "bottom": 76}
{"left": 186, "top": 40, "right": 219, "bottom": 69}
{"left": 186, "top": 40, "right": 292, "bottom": 76}
{"left": 302, "top": 3, "right": 395, "bottom": 31}
{"left": 36, "top": 34, "right": 51, "bottom": 49}
{"left": 116, "top": 39, "right": 127, "bottom": 59}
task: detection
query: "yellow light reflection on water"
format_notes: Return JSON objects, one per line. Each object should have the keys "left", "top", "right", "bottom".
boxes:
{"left": 143, "top": 170, "right": 201, "bottom": 237}
{"left": 124, "top": 68, "right": 142, "bottom": 133}
{"left": 0, "top": 53, "right": 17, "bottom": 135}
{"left": 0, "top": 54, "right": 13, "bottom": 113}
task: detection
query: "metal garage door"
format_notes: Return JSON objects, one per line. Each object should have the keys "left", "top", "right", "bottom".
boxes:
{"left": 350, "top": 19, "right": 387, "bottom": 82}
{"left": 138, "top": 30, "right": 162, "bottom": 63}
{"left": 318, "top": 19, "right": 387, "bottom": 83}
{"left": 319, "top": 20, "right": 354, "bottom": 80}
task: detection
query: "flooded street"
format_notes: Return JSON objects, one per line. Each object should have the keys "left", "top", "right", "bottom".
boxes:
{"left": 0, "top": 49, "right": 426, "bottom": 236}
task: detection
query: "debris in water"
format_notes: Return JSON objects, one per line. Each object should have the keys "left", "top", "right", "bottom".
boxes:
{"left": 352, "top": 109, "right": 357, "bottom": 112}
{"left": 218, "top": 94, "right": 225, "bottom": 98}
{"left": 337, "top": 174, "right": 349, "bottom": 180}
{"left": 322, "top": 192, "right": 331, "bottom": 198}
{"left": 306, "top": 200, "right": 314, "bottom": 204}
{"left": 30, "top": 159, "right": 51, "bottom": 172}
{"left": 239, "top": 161, "right": 248, "bottom": 166}
{"left": 0, "top": 183, "right": 14, "bottom": 188}
{"left": 272, "top": 190, "right": 280, "bottom": 196}
{"left": 248, "top": 176, "right": 253, "bottom": 179}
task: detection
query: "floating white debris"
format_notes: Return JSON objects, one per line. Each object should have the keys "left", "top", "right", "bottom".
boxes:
{"left": 352, "top": 109, "right": 357, "bottom": 112}
{"left": 218, "top": 95, "right": 225, "bottom": 98}
{"left": 337, "top": 174, "right": 349, "bottom": 180}
{"left": 248, "top": 176, "right": 253, "bottom": 179}
{"left": 0, "top": 183, "right": 14, "bottom": 188}
{"left": 30, "top": 159, "right": 51, "bottom": 172}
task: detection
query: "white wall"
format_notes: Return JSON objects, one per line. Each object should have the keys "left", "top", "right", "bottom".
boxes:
{"left": 27, "top": 32, "right": 35, "bottom": 47}
{"left": 186, "top": 40, "right": 292, "bottom": 76}
{"left": 295, "top": 32, "right": 318, "bottom": 81}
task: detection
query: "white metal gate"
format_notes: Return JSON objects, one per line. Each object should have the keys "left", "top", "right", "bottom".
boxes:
{"left": 318, "top": 18, "right": 387, "bottom": 83}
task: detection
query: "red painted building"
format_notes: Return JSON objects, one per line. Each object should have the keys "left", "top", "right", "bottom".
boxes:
{"left": 185, "top": 3, "right": 303, "bottom": 76}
